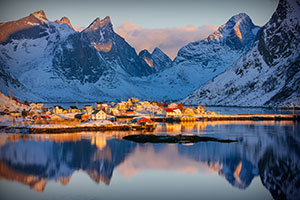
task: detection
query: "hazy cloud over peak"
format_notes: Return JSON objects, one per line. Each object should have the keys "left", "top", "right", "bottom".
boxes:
{"left": 115, "top": 21, "right": 217, "bottom": 59}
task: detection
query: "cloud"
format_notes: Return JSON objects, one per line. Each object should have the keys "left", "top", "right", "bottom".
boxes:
{"left": 115, "top": 21, "right": 218, "bottom": 59}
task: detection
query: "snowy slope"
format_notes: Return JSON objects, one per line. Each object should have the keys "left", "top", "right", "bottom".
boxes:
{"left": 183, "top": 0, "right": 300, "bottom": 108}
{"left": 143, "top": 13, "right": 261, "bottom": 100}
{"left": 0, "top": 91, "right": 29, "bottom": 112}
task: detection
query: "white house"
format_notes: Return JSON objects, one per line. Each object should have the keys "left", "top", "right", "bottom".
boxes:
{"left": 162, "top": 108, "right": 182, "bottom": 117}
{"left": 90, "top": 110, "right": 107, "bottom": 120}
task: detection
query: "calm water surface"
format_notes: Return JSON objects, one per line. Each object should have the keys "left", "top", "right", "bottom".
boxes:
{"left": 0, "top": 121, "right": 299, "bottom": 200}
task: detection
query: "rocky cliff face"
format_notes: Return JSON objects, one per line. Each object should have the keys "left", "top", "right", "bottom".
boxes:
{"left": 183, "top": 0, "right": 300, "bottom": 108}
{"left": 139, "top": 47, "right": 172, "bottom": 71}
{"left": 82, "top": 16, "right": 155, "bottom": 77}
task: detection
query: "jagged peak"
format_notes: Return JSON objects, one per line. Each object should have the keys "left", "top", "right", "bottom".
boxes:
{"left": 55, "top": 16, "right": 73, "bottom": 29}
{"left": 139, "top": 49, "right": 151, "bottom": 56}
{"left": 206, "top": 12, "right": 257, "bottom": 43}
{"left": 152, "top": 47, "right": 166, "bottom": 55}
{"left": 227, "top": 13, "right": 252, "bottom": 24}
{"left": 30, "top": 10, "right": 48, "bottom": 23}
{"left": 84, "top": 16, "right": 112, "bottom": 32}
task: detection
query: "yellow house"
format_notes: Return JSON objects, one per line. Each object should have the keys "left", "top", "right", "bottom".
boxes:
{"left": 68, "top": 106, "right": 79, "bottom": 113}
{"left": 183, "top": 108, "right": 195, "bottom": 116}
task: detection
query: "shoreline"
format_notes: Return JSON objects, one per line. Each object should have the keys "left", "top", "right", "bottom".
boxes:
{"left": 1, "top": 113, "right": 299, "bottom": 134}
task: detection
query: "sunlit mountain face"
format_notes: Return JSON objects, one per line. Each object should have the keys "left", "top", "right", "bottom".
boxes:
{"left": 0, "top": 121, "right": 299, "bottom": 199}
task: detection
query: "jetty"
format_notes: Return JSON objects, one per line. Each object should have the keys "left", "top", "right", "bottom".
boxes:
{"left": 151, "top": 114, "right": 300, "bottom": 122}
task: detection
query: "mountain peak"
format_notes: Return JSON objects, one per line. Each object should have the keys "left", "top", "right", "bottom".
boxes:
{"left": 152, "top": 47, "right": 162, "bottom": 54}
{"left": 30, "top": 10, "right": 48, "bottom": 23}
{"left": 55, "top": 16, "right": 73, "bottom": 29}
{"left": 227, "top": 13, "right": 251, "bottom": 24}
{"left": 206, "top": 12, "right": 259, "bottom": 50}
{"left": 84, "top": 16, "right": 112, "bottom": 32}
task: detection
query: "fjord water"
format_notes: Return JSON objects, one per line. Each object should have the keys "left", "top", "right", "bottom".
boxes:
{"left": 0, "top": 121, "right": 299, "bottom": 200}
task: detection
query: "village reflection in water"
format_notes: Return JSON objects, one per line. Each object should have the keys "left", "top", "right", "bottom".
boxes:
{"left": 0, "top": 121, "right": 299, "bottom": 200}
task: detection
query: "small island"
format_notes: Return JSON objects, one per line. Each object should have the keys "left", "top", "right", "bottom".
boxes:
{"left": 123, "top": 134, "right": 239, "bottom": 144}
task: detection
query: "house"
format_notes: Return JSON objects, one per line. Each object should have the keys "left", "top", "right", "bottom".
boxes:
{"left": 101, "top": 104, "right": 109, "bottom": 112}
{"left": 131, "top": 98, "right": 139, "bottom": 103}
{"left": 33, "top": 115, "right": 42, "bottom": 120}
{"left": 90, "top": 110, "right": 107, "bottom": 120}
{"left": 197, "top": 105, "right": 205, "bottom": 114}
{"left": 162, "top": 108, "right": 182, "bottom": 117}
{"left": 41, "top": 114, "right": 50, "bottom": 119}
{"left": 95, "top": 102, "right": 103, "bottom": 109}
{"left": 108, "top": 108, "right": 119, "bottom": 115}
{"left": 51, "top": 114, "right": 65, "bottom": 120}
{"left": 53, "top": 106, "right": 65, "bottom": 114}
{"left": 68, "top": 106, "right": 79, "bottom": 113}
{"left": 116, "top": 102, "right": 127, "bottom": 111}
{"left": 82, "top": 105, "right": 93, "bottom": 113}
{"left": 125, "top": 109, "right": 137, "bottom": 116}
{"left": 75, "top": 113, "right": 90, "bottom": 121}
{"left": 168, "top": 103, "right": 177, "bottom": 108}
{"left": 137, "top": 117, "right": 152, "bottom": 125}
{"left": 183, "top": 108, "right": 195, "bottom": 116}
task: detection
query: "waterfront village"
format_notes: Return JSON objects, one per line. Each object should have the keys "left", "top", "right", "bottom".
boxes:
{"left": 0, "top": 96, "right": 216, "bottom": 133}
{"left": 1, "top": 93, "right": 298, "bottom": 134}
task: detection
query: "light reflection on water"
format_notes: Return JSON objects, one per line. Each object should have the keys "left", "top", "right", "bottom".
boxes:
{"left": 0, "top": 121, "right": 299, "bottom": 200}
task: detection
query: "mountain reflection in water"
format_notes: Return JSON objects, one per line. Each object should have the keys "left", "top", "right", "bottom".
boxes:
{"left": 0, "top": 121, "right": 299, "bottom": 200}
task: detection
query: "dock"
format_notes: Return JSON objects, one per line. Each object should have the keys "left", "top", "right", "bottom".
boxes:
{"left": 151, "top": 114, "right": 300, "bottom": 122}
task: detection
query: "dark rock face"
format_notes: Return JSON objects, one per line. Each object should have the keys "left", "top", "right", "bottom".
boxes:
{"left": 139, "top": 48, "right": 172, "bottom": 71}
{"left": 82, "top": 17, "right": 155, "bottom": 77}
{"left": 258, "top": 0, "right": 300, "bottom": 66}
{"left": 52, "top": 33, "right": 109, "bottom": 84}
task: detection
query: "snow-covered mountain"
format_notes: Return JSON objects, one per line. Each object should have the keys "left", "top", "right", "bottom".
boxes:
{"left": 145, "top": 13, "right": 260, "bottom": 100}
{"left": 0, "top": 11, "right": 156, "bottom": 101}
{"left": 139, "top": 48, "right": 172, "bottom": 71}
{"left": 0, "top": 9, "right": 273, "bottom": 103}
{"left": 182, "top": 0, "right": 300, "bottom": 107}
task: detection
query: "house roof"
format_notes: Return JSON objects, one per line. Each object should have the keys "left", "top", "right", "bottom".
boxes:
{"left": 164, "top": 108, "right": 177, "bottom": 113}
{"left": 55, "top": 106, "right": 64, "bottom": 109}
{"left": 69, "top": 106, "right": 78, "bottom": 109}
{"left": 91, "top": 110, "right": 100, "bottom": 115}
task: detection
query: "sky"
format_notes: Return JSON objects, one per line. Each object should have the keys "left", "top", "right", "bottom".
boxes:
{"left": 0, "top": 0, "right": 279, "bottom": 58}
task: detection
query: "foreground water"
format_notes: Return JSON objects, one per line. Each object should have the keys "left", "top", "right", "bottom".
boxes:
{"left": 0, "top": 121, "right": 299, "bottom": 200}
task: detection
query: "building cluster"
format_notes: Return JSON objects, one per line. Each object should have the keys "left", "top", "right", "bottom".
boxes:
{"left": 4, "top": 98, "right": 214, "bottom": 124}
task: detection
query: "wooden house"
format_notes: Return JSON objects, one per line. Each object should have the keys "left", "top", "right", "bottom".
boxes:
{"left": 90, "top": 110, "right": 107, "bottom": 120}
{"left": 53, "top": 106, "right": 65, "bottom": 114}
{"left": 82, "top": 105, "right": 93, "bottom": 113}
{"left": 68, "top": 106, "right": 79, "bottom": 113}
{"left": 75, "top": 113, "right": 90, "bottom": 121}
{"left": 51, "top": 114, "right": 66, "bottom": 120}
{"left": 183, "top": 108, "right": 195, "bottom": 116}
{"left": 33, "top": 115, "right": 42, "bottom": 120}
{"left": 162, "top": 108, "right": 182, "bottom": 117}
